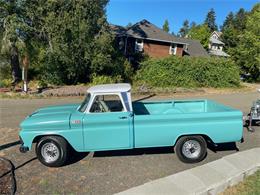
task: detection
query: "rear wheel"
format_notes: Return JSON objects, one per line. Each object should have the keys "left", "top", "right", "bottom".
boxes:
{"left": 36, "top": 136, "right": 68, "bottom": 167}
{"left": 175, "top": 135, "right": 207, "bottom": 163}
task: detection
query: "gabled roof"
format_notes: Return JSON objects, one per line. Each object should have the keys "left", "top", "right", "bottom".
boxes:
{"left": 110, "top": 24, "right": 127, "bottom": 36}
{"left": 87, "top": 83, "right": 131, "bottom": 93}
{"left": 183, "top": 39, "right": 210, "bottom": 57}
{"left": 123, "top": 20, "right": 188, "bottom": 45}
{"left": 210, "top": 37, "right": 225, "bottom": 45}
{"left": 208, "top": 49, "right": 230, "bottom": 57}
{"left": 211, "top": 31, "right": 222, "bottom": 38}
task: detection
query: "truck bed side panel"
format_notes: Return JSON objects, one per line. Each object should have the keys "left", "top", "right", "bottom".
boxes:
{"left": 134, "top": 111, "right": 243, "bottom": 148}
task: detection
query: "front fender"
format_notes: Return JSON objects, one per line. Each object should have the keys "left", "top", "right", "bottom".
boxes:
{"left": 19, "top": 129, "right": 84, "bottom": 152}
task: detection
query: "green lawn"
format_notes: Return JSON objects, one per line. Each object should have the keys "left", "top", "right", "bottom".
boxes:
{"left": 222, "top": 170, "right": 260, "bottom": 195}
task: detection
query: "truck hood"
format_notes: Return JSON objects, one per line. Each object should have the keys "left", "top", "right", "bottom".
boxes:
{"left": 20, "top": 103, "right": 80, "bottom": 131}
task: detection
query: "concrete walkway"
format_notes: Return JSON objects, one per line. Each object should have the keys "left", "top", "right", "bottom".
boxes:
{"left": 116, "top": 148, "right": 260, "bottom": 195}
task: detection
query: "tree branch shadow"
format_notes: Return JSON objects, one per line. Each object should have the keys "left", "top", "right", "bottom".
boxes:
{"left": 0, "top": 140, "right": 21, "bottom": 151}
{"left": 0, "top": 157, "right": 37, "bottom": 195}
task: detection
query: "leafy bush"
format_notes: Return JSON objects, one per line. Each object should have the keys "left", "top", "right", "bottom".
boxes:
{"left": 90, "top": 74, "right": 122, "bottom": 85}
{"left": 135, "top": 56, "right": 240, "bottom": 88}
{"left": 122, "top": 60, "right": 134, "bottom": 82}
{"left": 0, "top": 57, "right": 11, "bottom": 80}
{"left": 0, "top": 79, "right": 12, "bottom": 88}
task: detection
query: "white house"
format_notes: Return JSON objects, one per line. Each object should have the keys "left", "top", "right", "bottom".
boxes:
{"left": 208, "top": 31, "right": 229, "bottom": 57}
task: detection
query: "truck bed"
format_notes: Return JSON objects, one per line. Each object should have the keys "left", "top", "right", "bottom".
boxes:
{"left": 132, "top": 99, "right": 243, "bottom": 147}
{"left": 133, "top": 99, "right": 235, "bottom": 115}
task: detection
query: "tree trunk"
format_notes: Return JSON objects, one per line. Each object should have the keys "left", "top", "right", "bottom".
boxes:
{"left": 10, "top": 44, "right": 21, "bottom": 85}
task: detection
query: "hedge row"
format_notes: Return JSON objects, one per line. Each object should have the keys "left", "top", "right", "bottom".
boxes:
{"left": 134, "top": 56, "right": 240, "bottom": 88}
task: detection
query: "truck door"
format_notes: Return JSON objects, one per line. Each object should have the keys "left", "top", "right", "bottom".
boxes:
{"left": 83, "top": 94, "right": 133, "bottom": 151}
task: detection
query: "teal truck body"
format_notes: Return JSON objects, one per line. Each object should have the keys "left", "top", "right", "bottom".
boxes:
{"left": 19, "top": 84, "right": 243, "bottom": 167}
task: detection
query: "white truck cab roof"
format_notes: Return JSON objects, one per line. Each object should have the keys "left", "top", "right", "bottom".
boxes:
{"left": 87, "top": 83, "right": 131, "bottom": 93}
{"left": 86, "top": 83, "right": 132, "bottom": 112}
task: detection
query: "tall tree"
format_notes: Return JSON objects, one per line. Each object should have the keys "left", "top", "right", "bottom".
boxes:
{"left": 190, "top": 21, "right": 197, "bottom": 28}
{"left": 126, "top": 22, "right": 132, "bottom": 28}
{"left": 0, "top": 0, "right": 25, "bottom": 84}
{"left": 178, "top": 19, "right": 189, "bottom": 37}
{"left": 221, "top": 12, "right": 234, "bottom": 31}
{"left": 204, "top": 8, "right": 218, "bottom": 32}
{"left": 162, "top": 19, "right": 170, "bottom": 32}
{"left": 233, "top": 8, "right": 247, "bottom": 31}
{"left": 232, "top": 4, "right": 260, "bottom": 81}
{"left": 22, "top": 0, "right": 122, "bottom": 85}
{"left": 187, "top": 24, "right": 211, "bottom": 49}
{"left": 221, "top": 8, "right": 248, "bottom": 53}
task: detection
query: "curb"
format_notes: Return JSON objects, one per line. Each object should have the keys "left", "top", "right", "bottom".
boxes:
{"left": 116, "top": 148, "right": 260, "bottom": 195}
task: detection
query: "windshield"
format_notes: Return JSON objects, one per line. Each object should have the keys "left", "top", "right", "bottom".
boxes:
{"left": 78, "top": 93, "right": 91, "bottom": 112}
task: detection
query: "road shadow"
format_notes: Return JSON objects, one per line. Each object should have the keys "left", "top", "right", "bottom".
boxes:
{"left": 207, "top": 142, "right": 239, "bottom": 153}
{"left": 93, "top": 146, "right": 174, "bottom": 158}
{"left": 94, "top": 143, "right": 239, "bottom": 158}
{"left": 0, "top": 140, "right": 21, "bottom": 151}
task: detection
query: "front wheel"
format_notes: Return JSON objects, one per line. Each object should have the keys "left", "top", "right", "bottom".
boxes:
{"left": 36, "top": 136, "right": 68, "bottom": 167}
{"left": 175, "top": 135, "right": 207, "bottom": 163}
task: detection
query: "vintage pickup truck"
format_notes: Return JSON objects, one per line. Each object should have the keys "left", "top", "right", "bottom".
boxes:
{"left": 19, "top": 83, "right": 243, "bottom": 167}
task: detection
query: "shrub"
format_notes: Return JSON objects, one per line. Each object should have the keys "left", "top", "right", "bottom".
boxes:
{"left": 0, "top": 57, "right": 11, "bottom": 80}
{"left": 123, "top": 60, "right": 134, "bottom": 82}
{"left": 134, "top": 56, "right": 240, "bottom": 88}
{"left": 90, "top": 73, "right": 122, "bottom": 85}
{"left": 0, "top": 79, "right": 12, "bottom": 88}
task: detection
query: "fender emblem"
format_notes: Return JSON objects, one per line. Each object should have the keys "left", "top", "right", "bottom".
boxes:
{"left": 72, "top": 120, "right": 81, "bottom": 124}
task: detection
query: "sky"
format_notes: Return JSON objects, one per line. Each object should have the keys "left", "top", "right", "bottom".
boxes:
{"left": 106, "top": 0, "right": 258, "bottom": 34}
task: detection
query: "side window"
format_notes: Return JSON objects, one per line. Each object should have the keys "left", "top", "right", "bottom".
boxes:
{"left": 90, "top": 95, "right": 124, "bottom": 113}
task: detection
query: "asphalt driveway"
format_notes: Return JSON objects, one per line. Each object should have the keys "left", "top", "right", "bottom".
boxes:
{"left": 0, "top": 92, "right": 259, "bottom": 194}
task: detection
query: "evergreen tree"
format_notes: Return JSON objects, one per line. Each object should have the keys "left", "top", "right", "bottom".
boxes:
{"left": 190, "top": 21, "right": 197, "bottom": 28}
{"left": 178, "top": 19, "right": 189, "bottom": 37}
{"left": 221, "top": 12, "right": 234, "bottom": 30}
{"left": 126, "top": 22, "right": 132, "bottom": 28}
{"left": 204, "top": 8, "right": 218, "bottom": 32}
{"left": 234, "top": 8, "right": 247, "bottom": 31}
{"left": 221, "top": 8, "right": 247, "bottom": 52}
{"left": 162, "top": 19, "right": 170, "bottom": 32}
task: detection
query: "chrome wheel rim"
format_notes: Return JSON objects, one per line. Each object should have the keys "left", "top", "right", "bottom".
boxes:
{"left": 182, "top": 140, "right": 201, "bottom": 159}
{"left": 41, "top": 143, "right": 60, "bottom": 163}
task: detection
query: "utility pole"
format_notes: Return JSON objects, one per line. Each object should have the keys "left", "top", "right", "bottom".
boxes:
{"left": 22, "top": 55, "right": 29, "bottom": 93}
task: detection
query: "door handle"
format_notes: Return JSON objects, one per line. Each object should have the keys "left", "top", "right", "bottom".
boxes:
{"left": 119, "top": 116, "right": 127, "bottom": 119}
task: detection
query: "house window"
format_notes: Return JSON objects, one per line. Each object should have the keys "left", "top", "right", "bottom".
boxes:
{"left": 169, "top": 43, "right": 177, "bottom": 55}
{"left": 135, "top": 39, "right": 143, "bottom": 52}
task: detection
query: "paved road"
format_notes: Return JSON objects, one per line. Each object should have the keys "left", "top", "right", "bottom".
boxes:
{"left": 0, "top": 92, "right": 259, "bottom": 194}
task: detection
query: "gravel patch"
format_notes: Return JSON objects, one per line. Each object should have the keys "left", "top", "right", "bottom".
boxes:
{"left": 41, "top": 85, "right": 89, "bottom": 96}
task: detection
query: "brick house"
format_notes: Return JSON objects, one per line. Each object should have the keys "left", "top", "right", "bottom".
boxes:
{"left": 111, "top": 20, "right": 209, "bottom": 59}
